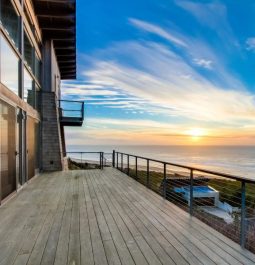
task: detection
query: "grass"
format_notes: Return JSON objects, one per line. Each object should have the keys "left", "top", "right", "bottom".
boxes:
{"left": 209, "top": 179, "right": 255, "bottom": 210}
{"left": 68, "top": 158, "right": 102, "bottom": 170}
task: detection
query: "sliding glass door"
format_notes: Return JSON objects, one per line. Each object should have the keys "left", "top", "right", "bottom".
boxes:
{"left": 0, "top": 99, "right": 16, "bottom": 201}
{"left": 27, "top": 116, "right": 35, "bottom": 180}
{"left": 27, "top": 116, "right": 39, "bottom": 180}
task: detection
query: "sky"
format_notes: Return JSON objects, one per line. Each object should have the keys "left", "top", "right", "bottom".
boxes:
{"left": 62, "top": 0, "right": 255, "bottom": 146}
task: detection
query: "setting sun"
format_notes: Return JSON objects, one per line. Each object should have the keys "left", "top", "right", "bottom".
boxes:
{"left": 186, "top": 128, "right": 207, "bottom": 139}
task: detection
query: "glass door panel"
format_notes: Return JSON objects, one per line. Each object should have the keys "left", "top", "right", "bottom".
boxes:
{"left": 27, "top": 116, "right": 35, "bottom": 180}
{"left": 34, "top": 121, "right": 40, "bottom": 174}
{"left": 0, "top": 99, "right": 16, "bottom": 200}
{"left": 16, "top": 108, "right": 23, "bottom": 188}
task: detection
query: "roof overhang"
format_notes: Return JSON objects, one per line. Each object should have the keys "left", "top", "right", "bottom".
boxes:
{"left": 33, "top": 0, "right": 76, "bottom": 80}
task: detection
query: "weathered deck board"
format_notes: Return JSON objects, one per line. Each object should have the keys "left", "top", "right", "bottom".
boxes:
{"left": 0, "top": 168, "right": 254, "bottom": 265}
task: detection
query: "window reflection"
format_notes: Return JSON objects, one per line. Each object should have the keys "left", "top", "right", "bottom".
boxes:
{"left": 0, "top": 35, "right": 19, "bottom": 95}
{"left": 24, "top": 69, "right": 34, "bottom": 107}
{"left": 24, "top": 7, "right": 34, "bottom": 32}
{"left": 0, "top": 0, "right": 20, "bottom": 50}
{"left": 0, "top": 99, "right": 16, "bottom": 200}
{"left": 24, "top": 31, "right": 33, "bottom": 70}
{"left": 35, "top": 55, "right": 41, "bottom": 83}
{"left": 35, "top": 84, "right": 41, "bottom": 111}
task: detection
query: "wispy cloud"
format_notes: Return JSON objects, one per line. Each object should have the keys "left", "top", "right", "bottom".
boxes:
{"left": 193, "top": 58, "right": 213, "bottom": 69}
{"left": 62, "top": 1, "right": 255, "bottom": 146}
{"left": 175, "top": 1, "right": 239, "bottom": 48}
{"left": 246, "top": 37, "right": 255, "bottom": 51}
{"left": 129, "top": 18, "right": 187, "bottom": 47}
{"left": 61, "top": 80, "right": 155, "bottom": 113}
{"left": 80, "top": 40, "right": 255, "bottom": 125}
{"left": 128, "top": 19, "right": 243, "bottom": 90}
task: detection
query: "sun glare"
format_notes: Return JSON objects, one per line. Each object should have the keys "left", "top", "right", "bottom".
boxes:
{"left": 186, "top": 128, "right": 206, "bottom": 139}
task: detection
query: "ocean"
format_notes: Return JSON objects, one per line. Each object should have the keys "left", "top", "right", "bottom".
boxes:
{"left": 67, "top": 145, "right": 255, "bottom": 179}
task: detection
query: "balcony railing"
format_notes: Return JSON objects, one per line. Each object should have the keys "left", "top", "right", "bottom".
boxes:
{"left": 65, "top": 151, "right": 114, "bottom": 170}
{"left": 58, "top": 100, "right": 84, "bottom": 126}
{"left": 66, "top": 151, "right": 105, "bottom": 169}
{"left": 113, "top": 150, "right": 255, "bottom": 253}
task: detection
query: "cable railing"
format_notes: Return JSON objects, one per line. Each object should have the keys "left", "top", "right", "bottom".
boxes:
{"left": 65, "top": 151, "right": 115, "bottom": 170}
{"left": 66, "top": 152, "right": 105, "bottom": 169}
{"left": 103, "top": 152, "right": 113, "bottom": 167}
{"left": 112, "top": 150, "right": 255, "bottom": 253}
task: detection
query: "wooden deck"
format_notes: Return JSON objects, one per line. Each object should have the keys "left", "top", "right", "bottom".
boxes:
{"left": 0, "top": 168, "right": 255, "bottom": 265}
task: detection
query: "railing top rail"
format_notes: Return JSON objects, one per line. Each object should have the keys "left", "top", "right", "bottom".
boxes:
{"left": 66, "top": 151, "right": 103, "bottom": 154}
{"left": 60, "top": 109, "right": 82, "bottom": 112}
{"left": 58, "top": 100, "right": 85, "bottom": 121}
{"left": 59, "top": 99, "right": 84, "bottom": 104}
{"left": 115, "top": 151, "right": 255, "bottom": 183}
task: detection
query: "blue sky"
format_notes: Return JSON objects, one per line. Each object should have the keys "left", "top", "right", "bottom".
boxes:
{"left": 62, "top": 0, "right": 255, "bottom": 146}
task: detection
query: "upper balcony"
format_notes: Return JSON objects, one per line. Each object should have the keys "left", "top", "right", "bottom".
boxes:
{"left": 58, "top": 100, "right": 84, "bottom": 126}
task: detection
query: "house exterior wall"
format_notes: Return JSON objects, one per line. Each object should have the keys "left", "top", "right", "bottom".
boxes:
{"left": 40, "top": 40, "right": 64, "bottom": 171}
{"left": 0, "top": 0, "right": 75, "bottom": 202}
{"left": 41, "top": 92, "right": 63, "bottom": 171}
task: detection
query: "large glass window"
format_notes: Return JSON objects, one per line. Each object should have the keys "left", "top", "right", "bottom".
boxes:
{"left": 0, "top": 35, "right": 19, "bottom": 95}
{"left": 27, "top": 116, "right": 35, "bottom": 180}
{"left": 24, "top": 69, "right": 34, "bottom": 107}
{"left": 24, "top": 31, "right": 33, "bottom": 70}
{"left": 0, "top": 0, "right": 20, "bottom": 50}
{"left": 24, "top": 7, "right": 33, "bottom": 32}
{"left": 35, "top": 84, "right": 40, "bottom": 111}
{"left": 34, "top": 121, "right": 40, "bottom": 170}
{"left": 0, "top": 99, "right": 16, "bottom": 200}
{"left": 35, "top": 54, "right": 41, "bottom": 83}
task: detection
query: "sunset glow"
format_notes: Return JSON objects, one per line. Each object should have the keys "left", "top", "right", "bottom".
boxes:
{"left": 186, "top": 128, "right": 207, "bottom": 141}
{"left": 63, "top": 1, "right": 255, "bottom": 146}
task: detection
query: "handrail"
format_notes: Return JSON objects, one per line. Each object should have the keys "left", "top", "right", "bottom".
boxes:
{"left": 66, "top": 152, "right": 104, "bottom": 154}
{"left": 65, "top": 151, "right": 104, "bottom": 169}
{"left": 115, "top": 151, "right": 255, "bottom": 183}
{"left": 113, "top": 150, "right": 255, "bottom": 251}
{"left": 59, "top": 99, "right": 84, "bottom": 104}
{"left": 60, "top": 109, "right": 82, "bottom": 112}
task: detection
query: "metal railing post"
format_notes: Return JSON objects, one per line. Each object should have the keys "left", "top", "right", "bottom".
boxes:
{"left": 240, "top": 180, "right": 246, "bottom": 248}
{"left": 112, "top": 150, "right": 115, "bottom": 167}
{"left": 163, "top": 163, "right": 166, "bottom": 199}
{"left": 190, "top": 169, "right": 194, "bottom": 215}
{"left": 127, "top": 155, "right": 130, "bottom": 176}
{"left": 102, "top": 152, "right": 104, "bottom": 169}
{"left": 147, "top": 159, "right": 150, "bottom": 188}
{"left": 135, "top": 156, "right": 138, "bottom": 180}
{"left": 121, "top": 153, "right": 123, "bottom": 171}
{"left": 81, "top": 102, "right": 85, "bottom": 120}
{"left": 116, "top": 152, "right": 119, "bottom": 169}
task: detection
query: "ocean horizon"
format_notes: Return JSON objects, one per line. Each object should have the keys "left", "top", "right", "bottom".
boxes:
{"left": 67, "top": 145, "right": 255, "bottom": 179}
